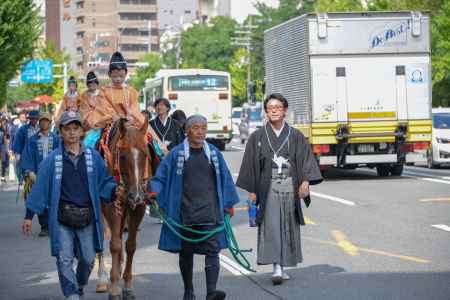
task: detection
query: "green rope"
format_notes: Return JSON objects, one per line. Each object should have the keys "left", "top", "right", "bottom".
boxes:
{"left": 150, "top": 203, "right": 256, "bottom": 272}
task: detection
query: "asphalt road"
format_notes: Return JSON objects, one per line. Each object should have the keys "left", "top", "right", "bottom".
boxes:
{"left": 0, "top": 141, "right": 449, "bottom": 300}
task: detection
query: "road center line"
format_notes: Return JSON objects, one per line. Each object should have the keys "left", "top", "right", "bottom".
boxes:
{"left": 310, "top": 191, "right": 356, "bottom": 206}
{"left": 419, "top": 198, "right": 450, "bottom": 203}
{"left": 431, "top": 224, "right": 450, "bottom": 232}
{"left": 332, "top": 230, "right": 359, "bottom": 256}
{"left": 304, "top": 236, "right": 430, "bottom": 263}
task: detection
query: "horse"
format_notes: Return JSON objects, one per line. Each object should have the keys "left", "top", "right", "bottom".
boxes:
{"left": 97, "top": 115, "right": 159, "bottom": 300}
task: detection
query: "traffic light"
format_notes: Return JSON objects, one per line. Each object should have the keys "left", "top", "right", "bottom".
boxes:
{"left": 248, "top": 81, "right": 256, "bottom": 103}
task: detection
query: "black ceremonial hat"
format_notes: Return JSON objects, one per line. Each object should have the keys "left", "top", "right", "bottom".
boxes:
{"left": 109, "top": 51, "right": 127, "bottom": 73}
{"left": 68, "top": 76, "right": 77, "bottom": 86}
{"left": 86, "top": 71, "right": 99, "bottom": 84}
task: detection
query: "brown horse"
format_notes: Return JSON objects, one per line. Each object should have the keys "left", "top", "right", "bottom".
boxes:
{"left": 100, "top": 115, "right": 158, "bottom": 300}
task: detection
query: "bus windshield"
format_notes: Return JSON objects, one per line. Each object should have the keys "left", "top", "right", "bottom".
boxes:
{"left": 433, "top": 113, "right": 450, "bottom": 129}
{"left": 169, "top": 75, "right": 228, "bottom": 91}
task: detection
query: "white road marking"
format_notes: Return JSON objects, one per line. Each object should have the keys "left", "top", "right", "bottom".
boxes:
{"left": 404, "top": 170, "right": 450, "bottom": 181}
{"left": 219, "top": 253, "right": 251, "bottom": 276}
{"left": 403, "top": 174, "right": 450, "bottom": 185}
{"left": 431, "top": 224, "right": 450, "bottom": 232}
{"left": 231, "top": 145, "right": 245, "bottom": 151}
{"left": 310, "top": 191, "right": 356, "bottom": 206}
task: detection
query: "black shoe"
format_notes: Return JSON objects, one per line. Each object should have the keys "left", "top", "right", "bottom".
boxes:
{"left": 206, "top": 290, "right": 226, "bottom": 300}
{"left": 183, "top": 289, "right": 196, "bottom": 300}
{"left": 78, "top": 287, "right": 84, "bottom": 297}
{"left": 38, "top": 228, "right": 49, "bottom": 237}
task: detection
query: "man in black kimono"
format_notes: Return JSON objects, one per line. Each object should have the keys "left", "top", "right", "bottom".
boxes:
{"left": 150, "top": 97, "right": 184, "bottom": 152}
{"left": 236, "top": 93, "right": 323, "bottom": 285}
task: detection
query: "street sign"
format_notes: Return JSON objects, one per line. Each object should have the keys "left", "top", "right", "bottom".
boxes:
{"left": 21, "top": 60, "right": 54, "bottom": 84}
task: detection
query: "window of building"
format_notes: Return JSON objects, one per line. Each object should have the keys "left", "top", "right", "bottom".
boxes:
{"left": 76, "top": 31, "right": 85, "bottom": 38}
{"left": 93, "top": 40, "right": 111, "bottom": 48}
{"left": 120, "top": 28, "right": 150, "bottom": 36}
{"left": 185, "top": 10, "right": 191, "bottom": 14}
{"left": 92, "top": 53, "right": 111, "bottom": 62}
{"left": 151, "top": 43, "right": 159, "bottom": 52}
{"left": 76, "top": 16, "right": 84, "bottom": 24}
{"left": 120, "top": 44, "right": 149, "bottom": 52}
{"left": 119, "top": 13, "right": 156, "bottom": 21}
{"left": 76, "top": 1, "right": 84, "bottom": 9}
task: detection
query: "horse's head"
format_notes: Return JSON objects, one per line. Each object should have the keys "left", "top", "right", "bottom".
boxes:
{"left": 116, "top": 115, "right": 151, "bottom": 210}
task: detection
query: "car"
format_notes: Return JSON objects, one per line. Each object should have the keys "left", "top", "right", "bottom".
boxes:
{"left": 231, "top": 107, "right": 242, "bottom": 138}
{"left": 428, "top": 108, "right": 450, "bottom": 168}
{"left": 239, "top": 102, "right": 263, "bottom": 144}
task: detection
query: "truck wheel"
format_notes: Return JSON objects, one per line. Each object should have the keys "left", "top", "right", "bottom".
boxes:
{"left": 376, "top": 165, "right": 390, "bottom": 177}
{"left": 390, "top": 164, "right": 404, "bottom": 176}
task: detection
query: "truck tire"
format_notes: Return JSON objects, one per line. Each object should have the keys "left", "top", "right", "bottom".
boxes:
{"left": 376, "top": 165, "right": 390, "bottom": 177}
{"left": 390, "top": 164, "right": 404, "bottom": 176}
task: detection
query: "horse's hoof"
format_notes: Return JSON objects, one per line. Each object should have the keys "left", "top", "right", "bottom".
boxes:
{"left": 96, "top": 282, "right": 108, "bottom": 293}
{"left": 108, "top": 294, "right": 122, "bottom": 300}
{"left": 122, "top": 289, "right": 136, "bottom": 300}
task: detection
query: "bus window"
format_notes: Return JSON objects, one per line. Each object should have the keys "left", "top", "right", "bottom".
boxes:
{"left": 169, "top": 75, "right": 229, "bottom": 91}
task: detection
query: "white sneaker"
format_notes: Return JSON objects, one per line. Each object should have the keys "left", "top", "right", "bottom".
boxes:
{"left": 280, "top": 266, "right": 290, "bottom": 280}
{"left": 271, "top": 264, "right": 283, "bottom": 285}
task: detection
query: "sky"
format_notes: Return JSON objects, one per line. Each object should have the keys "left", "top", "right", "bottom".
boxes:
{"left": 231, "top": 0, "right": 279, "bottom": 23}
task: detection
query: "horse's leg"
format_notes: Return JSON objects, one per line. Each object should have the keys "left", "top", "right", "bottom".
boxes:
{"left": 107, "top": 204, "right": 127, "bottom": 299}
{"left": 122, "top": 204, "right": 146, "bottom": 300}
{"left": 96, "top": 203, "right": 110, "bottom": 293}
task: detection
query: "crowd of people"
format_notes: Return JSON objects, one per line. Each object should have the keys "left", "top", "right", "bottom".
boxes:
{"left": 14, "top": 50, "right": 321, "bottom": 300}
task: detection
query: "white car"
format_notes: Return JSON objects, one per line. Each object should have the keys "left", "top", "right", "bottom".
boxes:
{"left": 428, "top": 108, "right": 450, "bottom": 168}
{"left": 231, "top": 107, "right": 242, "bottom": 138}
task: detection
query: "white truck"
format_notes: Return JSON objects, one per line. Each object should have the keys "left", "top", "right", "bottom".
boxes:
{"left": 264, "top": 11, "right": 432, "bottom": 176}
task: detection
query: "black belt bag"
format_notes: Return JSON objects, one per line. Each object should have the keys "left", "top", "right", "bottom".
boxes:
{"left": 58, "top": 201, "right": 94, "bottom": 229}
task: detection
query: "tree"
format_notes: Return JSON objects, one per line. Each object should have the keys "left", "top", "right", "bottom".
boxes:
{"left": 229, "top": 48, "right": 248, "bottom": 106}
{"left": 251, "top": 0, "right": 316, "bottom": 98}
{"left": 0, "top": 0, "right": 41, "bottom": 108}
{"left": 315, "top": 0, "right": 363, "bottom": 11}
{"left": 180, "top": 16, "right": 237, "bottom": 72}
{"left": 129, "top": 53, "right": 163, "bottom": 92}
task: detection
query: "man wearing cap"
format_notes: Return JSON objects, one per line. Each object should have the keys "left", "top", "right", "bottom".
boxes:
{"left": 150, "top": 115, "right": 240, "bottom": 300}
{"left": 22, "top": 111, "right": 124, "bottom": 300}
{"left": 21, "top": 112, "right": 60, "bottom": 236}
{"left": 150, "top": 97, "right": 185, "bottom": 151}
{"left": 13, "top": 110, "right": 40, "bottom": 182}
{"left": 56, "top": 76, "right": 81, "bottom": 121}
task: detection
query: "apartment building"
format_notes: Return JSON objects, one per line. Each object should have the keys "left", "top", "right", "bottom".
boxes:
{"left": 73, "top": 0, "right": 159, "bottom": 78}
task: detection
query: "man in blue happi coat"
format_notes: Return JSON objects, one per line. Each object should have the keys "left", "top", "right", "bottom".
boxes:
{"left": 22, "top": 111, "right": 123, "bottom": 300}
{"left": 13, "top": 110, "right": 40, "bottom": 182}
{"left": 150, "top": 115, "right": 240, "bottom": 300}
{"left": 21, "top": 112, "right": 60, "bottom": 237}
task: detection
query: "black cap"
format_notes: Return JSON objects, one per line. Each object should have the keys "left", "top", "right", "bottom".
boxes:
{"left": 109, "top": 51, "right": 127, "bottom": 73}
{"left": 86, "top": 71, "right": 99, "bottom": 85}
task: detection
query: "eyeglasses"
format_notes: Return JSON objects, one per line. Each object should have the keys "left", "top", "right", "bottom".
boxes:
{"left": 266, "top": 105, "right": 284, "bottom": 111}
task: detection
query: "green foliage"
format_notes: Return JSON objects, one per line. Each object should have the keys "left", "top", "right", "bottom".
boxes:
{"left": 229, "top": 48, "right": 248, "bottom": 106}
{"left": 180, "top": 16, "right": 238, "bottom": 71}
{"left": 0, "top": 0, "right": 41, "bottom": 108}
{"left": 315, "top": 0, "right": 363, "bottom": 12}
{"left": 129, "top": 53, "right": 163, "bottom": 92}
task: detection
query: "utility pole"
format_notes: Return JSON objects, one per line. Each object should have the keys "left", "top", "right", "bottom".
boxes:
{"left": 232, "top": 16, "right": 257, "bottom": 103}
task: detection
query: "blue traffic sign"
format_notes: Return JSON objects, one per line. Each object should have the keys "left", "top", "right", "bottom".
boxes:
{"left": 21, "top": 60, "right": 54, "bottom": 84}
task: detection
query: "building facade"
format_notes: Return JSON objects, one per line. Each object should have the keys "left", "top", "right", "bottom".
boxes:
{"left": 72, "top": 0, "right": 159, "bottom": 78}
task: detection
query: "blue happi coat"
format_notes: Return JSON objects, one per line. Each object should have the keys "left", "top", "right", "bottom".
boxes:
{"left": 20, "top": 132, "right": 60, "bottom": 173}
{"left": 26, "top": 145, "right": 117, "bottom": 256}
{"left": 150, "top": 141, "right": 240, "bottom": 253}
{"left": 12, "top": 123, "right": 39, "bottom": 155}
